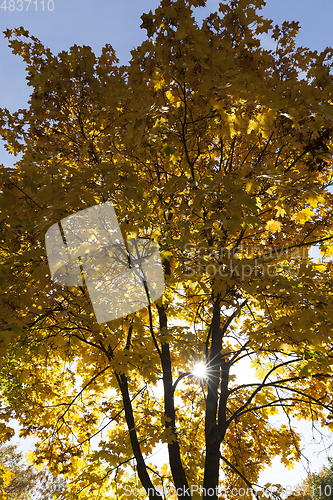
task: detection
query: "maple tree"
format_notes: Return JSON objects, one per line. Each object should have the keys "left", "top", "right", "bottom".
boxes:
{"left": 1, "top": 0, "right": 333, "bottom": 498}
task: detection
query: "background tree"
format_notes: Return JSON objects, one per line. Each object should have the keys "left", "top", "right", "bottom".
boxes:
{"left": 1, "top": 0, "right": 333, "bottom": 499}
{"left": 286, "top": 458, "right": 333, "bottom": 500}
{"left": 311, "top": 459, "right": 333, "bottom": 500}
{"left": 0, "top": 442, "right": 66, "bottom": 499}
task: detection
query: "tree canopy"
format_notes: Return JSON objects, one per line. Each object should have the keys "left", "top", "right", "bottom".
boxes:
{"left": 1, "top": 0, "right": 333, "bottom": 498}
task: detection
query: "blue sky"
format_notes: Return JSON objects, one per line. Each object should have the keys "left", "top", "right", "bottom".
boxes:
{"left": 1, "top": 0, "right": 333, "bottom": 489}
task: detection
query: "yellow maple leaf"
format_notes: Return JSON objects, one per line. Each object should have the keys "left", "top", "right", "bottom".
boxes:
{"left": 275, "top": 206, "right": 286, "bottom": 217}
{"left": 265, "top": 219, "right": 282, "bottom": 232}
{"left": 307, "top": 194, "right": 325, "bottom": 208}
{"left": 291, "top": 207, "right": 315, "bottom": 223}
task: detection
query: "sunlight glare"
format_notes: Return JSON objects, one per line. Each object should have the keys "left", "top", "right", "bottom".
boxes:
{"left": 192, "top": 361, "right": 207, "bottom": 379}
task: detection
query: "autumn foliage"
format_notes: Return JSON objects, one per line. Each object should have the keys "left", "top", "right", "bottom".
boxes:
{"left": 1, "top": 0, "right": 333, "bottom": 498}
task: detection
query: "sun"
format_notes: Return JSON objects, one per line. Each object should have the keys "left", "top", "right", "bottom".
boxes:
{"left": 192, "top": 361, "right": 207, "bottom": 380}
